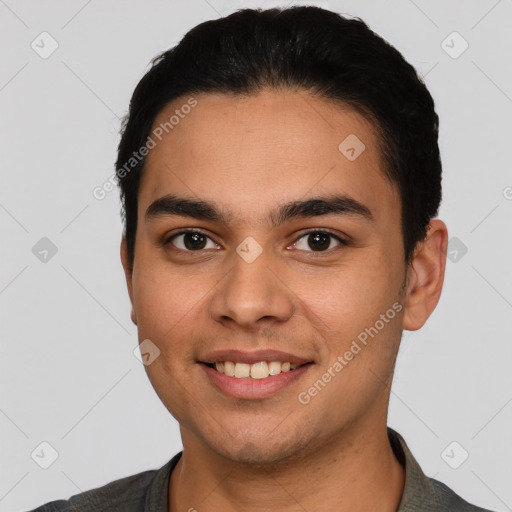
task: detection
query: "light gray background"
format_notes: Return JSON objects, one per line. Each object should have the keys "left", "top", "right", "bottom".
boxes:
{"left": 1, "top": 1, "right": 511, "bottom": 511}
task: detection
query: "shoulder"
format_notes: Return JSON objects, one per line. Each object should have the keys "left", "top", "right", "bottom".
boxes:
{"left": 429, "top": 477, "right": 496, "bottom": 512}
{"left": 388, "top": 428, "right": 496, "bottom": 512}
{"left": 27, "top": 454, "right": 181, "bottom": 512}
{"left": 28, "top": 469, "right": 156, "bottom": 511}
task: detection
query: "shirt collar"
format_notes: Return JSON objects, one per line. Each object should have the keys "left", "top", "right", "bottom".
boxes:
{"left": 388, "top": 427, "right": 441, "bottom": 510}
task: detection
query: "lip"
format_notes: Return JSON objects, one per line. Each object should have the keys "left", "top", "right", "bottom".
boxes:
{"left": 199, "top": 349, "right": 311, "bottom": 365}
{"left": 200, "top": 361, "right": 314, "bottom": 400}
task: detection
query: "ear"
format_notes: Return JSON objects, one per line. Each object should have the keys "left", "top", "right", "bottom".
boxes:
{"left": 402, "top": 219, "right": 448, "bottom": 331}
{"left": 120, "top": 237, "right": 137, "bottom": 325}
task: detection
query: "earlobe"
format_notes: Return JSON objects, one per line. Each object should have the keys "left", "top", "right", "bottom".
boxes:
{"left": 120, "top": 237, "right": 137, "bottom": 326}
{"left": 402, "top": 219, "right": 448, "bottom": 331}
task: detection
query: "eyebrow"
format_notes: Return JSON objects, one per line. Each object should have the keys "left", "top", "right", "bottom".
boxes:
{"left": 145, "top": 194, "right": 374, "bottom": 226}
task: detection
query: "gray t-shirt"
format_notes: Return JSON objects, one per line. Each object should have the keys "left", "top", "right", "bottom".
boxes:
{"left": 28, "top": 428, "right": 495, "bottom": 511}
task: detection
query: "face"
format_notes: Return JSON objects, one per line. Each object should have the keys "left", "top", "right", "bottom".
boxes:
{"left": 122, "top": 89, "right": 414, "bottom": 464}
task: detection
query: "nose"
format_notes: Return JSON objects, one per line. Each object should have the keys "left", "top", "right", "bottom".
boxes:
{"left": 208, "top": 248, "right": 295, "bottom": 331}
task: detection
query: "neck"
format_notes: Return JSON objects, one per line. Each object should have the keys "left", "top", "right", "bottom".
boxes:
{"left": 169, "top": 422, "right": 405, "bottom": 512}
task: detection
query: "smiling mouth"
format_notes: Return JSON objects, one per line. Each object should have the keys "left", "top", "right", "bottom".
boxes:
{"left": 203, "top": 361, "right": 311, "bottom": 379}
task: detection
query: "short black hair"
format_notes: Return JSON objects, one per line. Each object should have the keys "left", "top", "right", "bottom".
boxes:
{"left": 116, "top": 6, "right": 442, "bottom": 270}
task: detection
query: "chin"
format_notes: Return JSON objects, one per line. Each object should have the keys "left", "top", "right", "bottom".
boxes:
{"left": 204, "top": 425, "right": 314, "bottom": 466}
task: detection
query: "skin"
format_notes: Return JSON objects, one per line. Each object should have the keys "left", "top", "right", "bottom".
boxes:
{"left": 120, "top": 89, "right": 448, "bottom": 511}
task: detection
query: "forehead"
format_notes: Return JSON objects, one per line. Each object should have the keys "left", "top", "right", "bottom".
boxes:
{"left": 138, "top": 89, "right": 398, "bottom": 225}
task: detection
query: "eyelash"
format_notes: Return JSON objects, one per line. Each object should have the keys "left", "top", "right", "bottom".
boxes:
{"left": 162, "top": 228, "right": 349, "bottom": 255}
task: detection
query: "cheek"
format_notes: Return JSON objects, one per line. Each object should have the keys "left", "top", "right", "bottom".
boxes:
{"left": 305, "top": 259, "right": 398, "bottom": 318}
{"left": 131, "top": 262, "right": 219, "bottom": 375}
{"left": 297, "top": 257, "right": 403, "bottom": 360}
{"left": 132, "top": 260, "right": 209, "bottom": 331}
{"left": 132, "top": 268, "right": 202, "bottom": 402}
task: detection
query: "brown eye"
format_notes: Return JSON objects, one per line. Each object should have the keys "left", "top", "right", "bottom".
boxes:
{"left": 308, "top": 232, "right": 331, "bottom": 251}
{"left": 293, "top": 231, "right": 346, "bottom": 252}
{"left": 183, "top": 232, "right": 207, "bottom": 250}
{"left": 166, "top": 231, "right": 219, "bottom": 251}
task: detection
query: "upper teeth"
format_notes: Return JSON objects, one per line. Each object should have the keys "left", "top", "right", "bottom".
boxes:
{"left": 214, "top": 361, "right": 300, "bottom": 379}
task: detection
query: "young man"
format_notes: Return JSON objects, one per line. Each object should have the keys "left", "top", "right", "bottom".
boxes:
{"left": 31, "top": 6, "right": 494, "bottom": 512}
